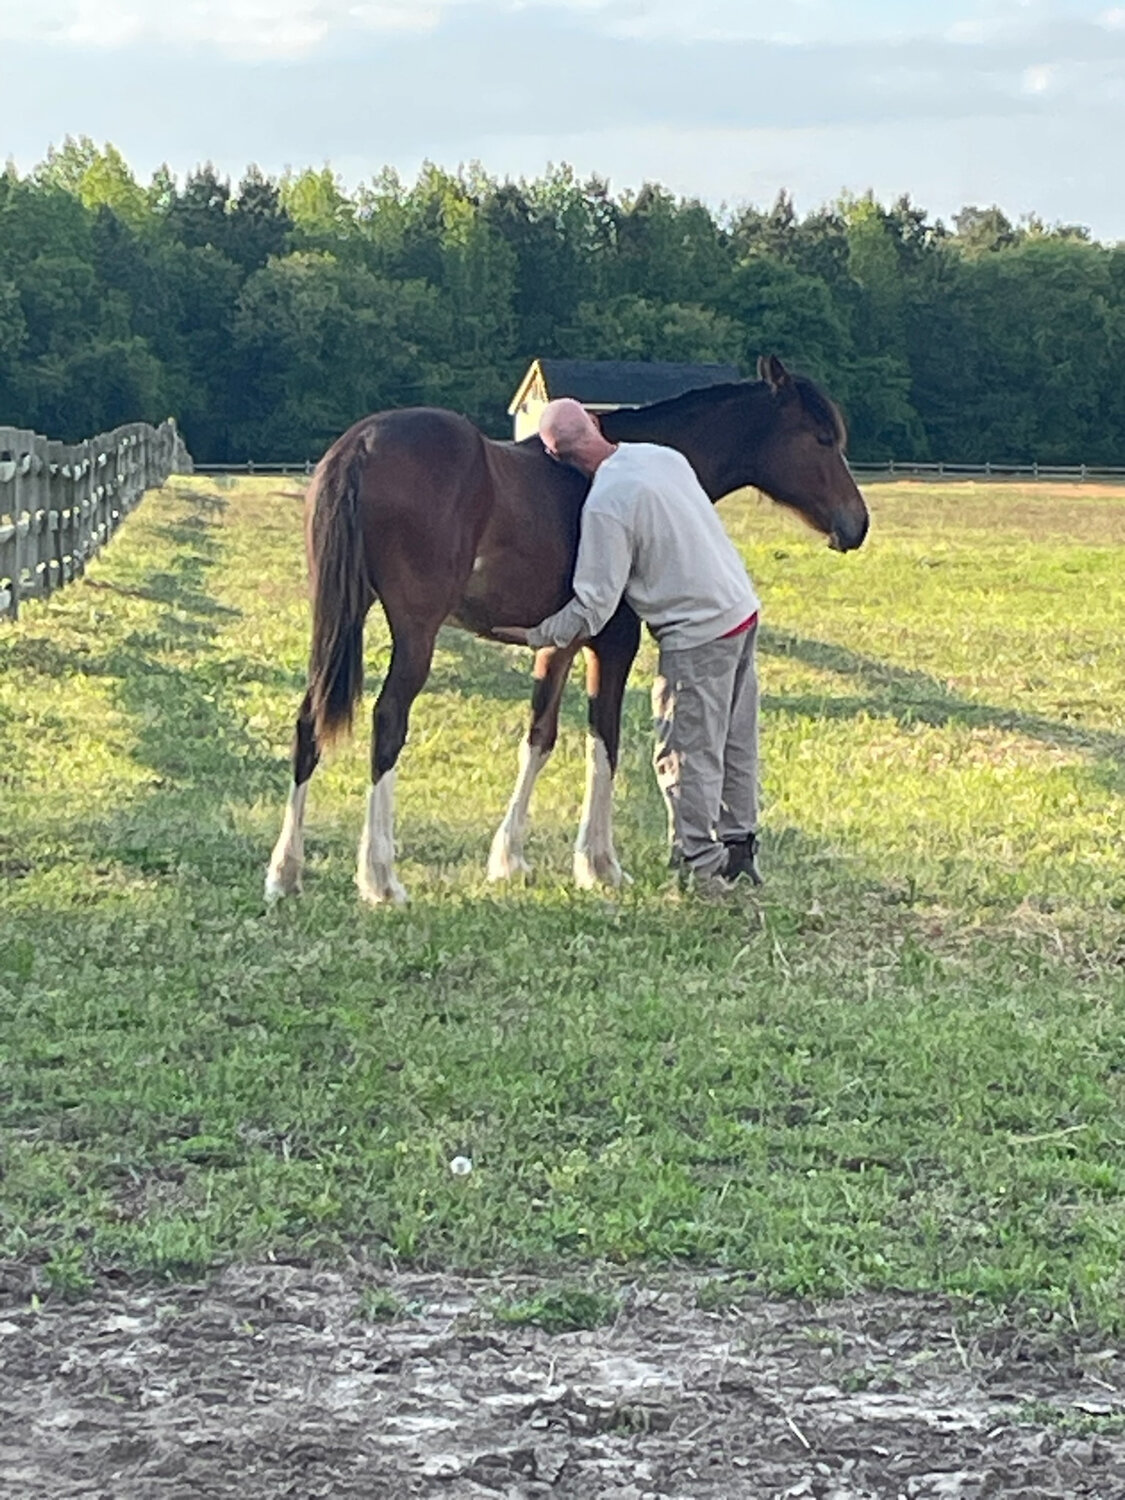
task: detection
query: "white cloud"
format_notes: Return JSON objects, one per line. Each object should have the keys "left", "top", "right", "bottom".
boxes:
{"left": 1021, "top": 60, "right": 1056, "bottom": 89}
{"left": 1100, "top": 6, "right": 1125, "bottom": 27}
{"left": 947, "top": 16, "right": 1010, "bottom": 43}
{"left": 1, "top": 0, "right": 1123, "bottom": 238}
{"left": 0, "top": 0, "right": 439, "bottom": 57}
{"left": 0, "top": 0, "right": 954, "bottom": 53}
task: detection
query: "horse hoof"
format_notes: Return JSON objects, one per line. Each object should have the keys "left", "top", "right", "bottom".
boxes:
{"left": 487, "top": 850, "right": 532, "bottom": 882}
{"left": 264, "top": 862, "right": 301, "bottom": 901}
{"left": 573, "top": 851, "right": 629, "bottom": 890}
{"left": 357, "top": 871, "right": 409, "bottom": 907}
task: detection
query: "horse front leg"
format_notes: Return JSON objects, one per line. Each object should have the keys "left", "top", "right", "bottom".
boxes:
{"left": 265, "top": 691, "right": 320, "bottom": 900}
{"left": 574, "top": 608, "right": 640, "bottom": 889}
{"left": 488, "top": 645, "right": 576, "bottom": 881}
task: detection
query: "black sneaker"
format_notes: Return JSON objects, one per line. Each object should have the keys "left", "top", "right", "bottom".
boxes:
{"left": 722, "top": 833, "right": 762, "bottom": 885}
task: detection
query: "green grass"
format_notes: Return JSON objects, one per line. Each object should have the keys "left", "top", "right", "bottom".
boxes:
{"left": 1, "top": 477, "right": 1123, "bottom": 1327}
{"left": 491, "top": 1283, "right": 620, "bottom": 1334}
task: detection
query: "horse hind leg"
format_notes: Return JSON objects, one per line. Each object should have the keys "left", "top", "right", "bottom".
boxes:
{"left": 488, "top": 645, "right": 575, "bottom": 881}
{"left": 357, "top": 618, "right": 440, "bottom": 906}
{"left": 265, "top": 692, "right": 320, "bottom": 900}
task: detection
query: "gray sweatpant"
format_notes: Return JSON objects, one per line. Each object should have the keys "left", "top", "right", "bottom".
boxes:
{"left": 652, "top": 624, "right": 760, "bottom": 877}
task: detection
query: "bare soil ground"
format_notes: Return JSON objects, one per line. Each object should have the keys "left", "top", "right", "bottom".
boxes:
{"left": 1, "top": 1263, "right": 1123, "bottom": 1498}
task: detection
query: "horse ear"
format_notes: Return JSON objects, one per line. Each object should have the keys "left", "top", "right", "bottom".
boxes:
{"left": 757, "top": 354, "right": 792, "bottom": 393}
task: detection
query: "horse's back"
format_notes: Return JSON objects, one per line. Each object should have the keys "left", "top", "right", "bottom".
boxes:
{"left": 324, "top": 406, "right": 487, "bottom": 480}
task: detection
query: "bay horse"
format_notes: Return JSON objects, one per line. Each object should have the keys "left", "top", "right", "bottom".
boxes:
{"left": 265, "top": 355, "right": 868, "bottom": 904}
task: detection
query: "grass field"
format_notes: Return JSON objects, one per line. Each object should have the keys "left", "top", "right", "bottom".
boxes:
{"left": 1, "top": 476, "right": 1123, "bottom": 1327}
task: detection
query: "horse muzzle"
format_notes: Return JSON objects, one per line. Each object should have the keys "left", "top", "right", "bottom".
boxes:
{"left": 829, "top": 512, "right": 870, "bottom": 552}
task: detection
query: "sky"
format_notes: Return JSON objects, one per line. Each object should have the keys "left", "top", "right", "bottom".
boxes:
{"left": 0, "top": 0, "right": 1122, "bottom": 240}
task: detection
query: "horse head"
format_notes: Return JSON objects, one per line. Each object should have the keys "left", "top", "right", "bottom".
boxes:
{"left": 601, "top": 358, "right": 869, "bottom": 552}
{"left": 747, "top": 355, "right": 869, "bottom": 552}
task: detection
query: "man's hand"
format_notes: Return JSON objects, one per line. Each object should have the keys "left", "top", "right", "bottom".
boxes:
{"left": 492, "top": 625, "right": 532, "bottom": 646}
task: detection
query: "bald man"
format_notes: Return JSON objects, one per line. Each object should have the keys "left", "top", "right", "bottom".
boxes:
{"left": 495, "top": 398, "right": 762, "bottom": 891}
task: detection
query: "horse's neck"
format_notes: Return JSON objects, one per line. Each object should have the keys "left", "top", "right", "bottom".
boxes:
{"left": 602, "top": 388, "right": 767, "bottom": 501}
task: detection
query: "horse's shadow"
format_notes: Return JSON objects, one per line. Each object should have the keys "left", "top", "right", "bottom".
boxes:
{"left": 759, "top": 626, "right": 1125, "bottom": 794}
{"left": 425, "top": 627, "right": 547, "bottom": 706}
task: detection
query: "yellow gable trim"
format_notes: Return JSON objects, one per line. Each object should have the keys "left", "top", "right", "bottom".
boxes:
{"left": 507, "top": 359, "right": 545, "bottom": 416}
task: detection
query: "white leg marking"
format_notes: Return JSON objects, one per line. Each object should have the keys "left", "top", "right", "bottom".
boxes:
{"left": 357, "top": 771, "right": 408, "bottom": 906}
{"left": 265, "top": 781, "right": 308, "bottom": 901}
{"left": 574, "top": 735, "right": 629, "bottom": 889}
{"left": 488, "top": 741, "right": 550, "bottom": 880}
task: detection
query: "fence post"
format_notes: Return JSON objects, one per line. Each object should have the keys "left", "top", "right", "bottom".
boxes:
{"left": 58, "top": 442, "right": 73, "bottom": 588}
{"left": 10, "top": 431, "right": 34, "bottom": 619}
{"left": 32, "top": 435, "right": 50, "bottom": 601}
{"left": 0, "top": 429, "right": 18, "bottom": 620}
{"left": 76, "top": 438, "right": 91, "bottom": 577}
{"left": 45, "top": 439, "right": 65, "bottom": 599}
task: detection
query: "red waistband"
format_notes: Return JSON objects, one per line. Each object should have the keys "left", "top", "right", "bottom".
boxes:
{"left": 720, "top": 611, "right": 759, "bottom": 639}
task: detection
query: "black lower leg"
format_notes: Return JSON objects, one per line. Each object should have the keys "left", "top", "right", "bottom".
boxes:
{"left": 293, "top": 691, "right": 320, "bottom": 786}
{"left": 372, "top": 631, "right": 437, "bottom": 781}
{"left": 528, "top": 646, "right": 574, "bottom": 754}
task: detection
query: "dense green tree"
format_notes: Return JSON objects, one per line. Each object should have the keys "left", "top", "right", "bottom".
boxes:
{"left": 227, "top": 167, "right": 292, "bottom": 272}
{"left": 154, "top": 242, "right": 244, "bottom": 458}
{"left": 280, "top": 166, "right": 354, "bottom": 251}
{"left": 29, "top": 335, "right": 167, "bottom": 440}
{"left": 565, "top": 295, "right": 743, "bottom": 365}
{"left": 1, "top": 146, "right": 1123, "bottom": 465}
{"left": 229, "top": 251, "right": 451, "bottom": 457}
{"left": 166, "top": 165, "right": 232, "bottom": 253}
{"left": 37, "top": 136, "right": 151, "bottom": 231}
{"left": 952, "top": 204, "right": 1019, "bottom": 256}
{"left": 0, "top": 276, "right": 27, "bottom": 413}
{"left": 722, "top": 255, "right": 848, "bottom": 381}
{"left": 610, "top": 183, "right": 732, "bottom": 306}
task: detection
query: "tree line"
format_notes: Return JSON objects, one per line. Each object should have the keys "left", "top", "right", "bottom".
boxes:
{"left": 1, "top": 138, "right": 1122, "bottom": 465}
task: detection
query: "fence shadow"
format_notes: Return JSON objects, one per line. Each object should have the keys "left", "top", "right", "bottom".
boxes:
{"left": 86, "top": 492, "right": 287, "bottom": 883}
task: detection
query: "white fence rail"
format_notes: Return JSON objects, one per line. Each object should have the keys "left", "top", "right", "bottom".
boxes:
{"left": 0, "top": 419, "right": 191, "bottom": 621}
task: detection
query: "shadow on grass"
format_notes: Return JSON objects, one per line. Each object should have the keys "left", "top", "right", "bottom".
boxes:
{"left": 760, "top": 626, "right": 1125, "bottom": 794}
{"left": 427, "top": 627, "right": 556, "bottom": 706}
{"left": 425, "top": 623, "right": 660, "bottom": 736}
{"left": 83, "top": 491, "right": 290, "bottom": 884}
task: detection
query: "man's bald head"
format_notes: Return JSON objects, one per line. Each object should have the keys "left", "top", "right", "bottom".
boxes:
{"left": 538, "top": 398, "right": 617, "bottom": 476}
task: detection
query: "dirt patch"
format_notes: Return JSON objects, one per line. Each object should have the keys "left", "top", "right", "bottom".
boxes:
{"left": 1, "top": 1263, "right": 1123, "bottom": 1498}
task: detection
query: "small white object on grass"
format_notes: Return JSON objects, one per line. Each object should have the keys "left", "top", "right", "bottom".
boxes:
{"left": 449, "top": 1155, "right": 473, "bottom": 1176}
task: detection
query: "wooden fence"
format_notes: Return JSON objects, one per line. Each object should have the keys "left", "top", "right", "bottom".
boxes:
{"left": 0, "top": 419, "right": 190, "bottom": 621}
{"left": 849, "top": 460, "right": 1125, "bottom": 482}
{"left": 189, "top": 457, "right": 1125, "bottom": 483}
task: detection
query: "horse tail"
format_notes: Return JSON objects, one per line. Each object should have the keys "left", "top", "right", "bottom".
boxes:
{"left": 305, "top": 441, "right": 372, "bottom": 747}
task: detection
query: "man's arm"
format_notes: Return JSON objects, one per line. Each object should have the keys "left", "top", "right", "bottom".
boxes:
{"left": 526, "top": 508, "right": 632, "bottom": 648}
{"left": 494, "top": 507, "right": 633, "bottom": 649}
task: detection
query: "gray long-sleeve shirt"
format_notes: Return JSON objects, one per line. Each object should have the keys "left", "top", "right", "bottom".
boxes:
{"left": 527, "top": 443, "right": 760, "bottom": 651}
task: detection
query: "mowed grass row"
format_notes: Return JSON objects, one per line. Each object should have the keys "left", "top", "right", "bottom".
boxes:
{"left": 1, "top": 477, "right": 1123, "bottom": 1324}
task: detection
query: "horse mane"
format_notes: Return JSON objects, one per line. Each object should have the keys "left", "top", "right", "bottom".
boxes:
{"left": 791, "top": 374, "right": 848, "bottom": 447}
{"left": 605, "top": 373, "right": 847, "bottom": 447}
